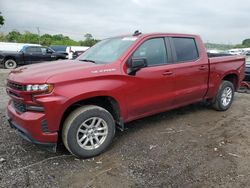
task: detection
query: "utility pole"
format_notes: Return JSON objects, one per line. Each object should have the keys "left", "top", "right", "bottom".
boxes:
{"left": 37, "top": 27, "right": 40, "bottom": 44}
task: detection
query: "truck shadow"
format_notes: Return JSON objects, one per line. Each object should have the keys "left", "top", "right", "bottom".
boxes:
{"left": 57, "top": 102, "right": 211, "bottom": 155}
{"left": 117, "top": 102, "right": 210, "bottom": 135}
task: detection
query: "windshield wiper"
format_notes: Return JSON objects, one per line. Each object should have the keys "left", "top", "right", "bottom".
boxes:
{"left": 79, "top": 59, "right": 96, "bottom": 63}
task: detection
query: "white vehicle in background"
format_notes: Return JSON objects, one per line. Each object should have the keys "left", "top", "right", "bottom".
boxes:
{"left": 0, "top": 42, "right": 41, "bottom": 52}
{"left": 50, "top": 45, "right": 89, "bottom": 59}
{"left": 226, "top": 48, "right": 250, "bottom": 55}
{"left": 226, "top": 49, "right": 244, "bottom": 55}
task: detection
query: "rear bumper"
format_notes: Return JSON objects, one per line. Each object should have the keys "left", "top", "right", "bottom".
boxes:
{"left": 7, "top": 102, "right": 58, "bottom": 152}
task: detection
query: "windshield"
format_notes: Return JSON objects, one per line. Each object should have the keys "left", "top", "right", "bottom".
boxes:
{"left": 77, "top": 37, "right": 138, "bottom": 64}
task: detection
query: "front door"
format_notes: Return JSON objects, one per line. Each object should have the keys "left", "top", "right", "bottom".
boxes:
{"left": 125, "top": 38, "right": 176, "bottom": 121}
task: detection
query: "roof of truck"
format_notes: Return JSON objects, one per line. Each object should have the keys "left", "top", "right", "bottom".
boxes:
{"left": 107, "top": 32, "right": 199, "bottom": 40}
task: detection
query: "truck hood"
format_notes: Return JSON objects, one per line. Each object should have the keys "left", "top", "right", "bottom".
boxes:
{"left": 8, "top": 60, "right": 103, "bottom": 84}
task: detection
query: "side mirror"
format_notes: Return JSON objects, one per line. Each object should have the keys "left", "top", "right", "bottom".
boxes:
{"left": 127, "top": 58, "right": 147, "bottom": 75}
{"left": 46, "top": 48, "right": 53, "bottom": 54}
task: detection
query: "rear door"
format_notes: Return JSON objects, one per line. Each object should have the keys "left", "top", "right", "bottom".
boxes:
{"left": 169, "top": 37, "right": 209, "bottom": 105}
{"left": 125, "top": 37, "right": 176, "bottom": 120}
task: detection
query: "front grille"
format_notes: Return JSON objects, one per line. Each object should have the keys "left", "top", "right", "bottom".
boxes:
{"left": 7, "top": 81, "right": 25, "bottom": 91}
{"left": 13, "top": 100, "right": 26, "bottom": 113}
{"left": 8, "top": 90, "right": 21, "bottom": 98}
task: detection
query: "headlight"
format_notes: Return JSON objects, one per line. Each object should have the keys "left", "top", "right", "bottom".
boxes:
{"left": 26, "top": 84, "right": 54, "bottom": 93}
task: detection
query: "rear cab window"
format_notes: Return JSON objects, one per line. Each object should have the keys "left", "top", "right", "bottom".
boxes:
{"left": 171, "top": 37, "right": 199, "bottom": 62}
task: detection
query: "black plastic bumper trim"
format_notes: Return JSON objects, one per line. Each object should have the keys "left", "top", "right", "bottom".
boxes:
{"left": 8, "top": 119, "right": 57, "bottom": 152}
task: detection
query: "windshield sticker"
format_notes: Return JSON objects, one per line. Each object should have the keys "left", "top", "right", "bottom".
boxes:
{"left": 91, "top": 68, "right": 117, "bottom": 74}
{"left": 122, "top": 37, "right": 138, "bottom": 41}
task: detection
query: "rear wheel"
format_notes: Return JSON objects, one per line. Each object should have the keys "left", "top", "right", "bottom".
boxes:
{"left": 212, "top": 81, "right": 234, "bottom": 111}
{"left": 62, "top": 105, "right": 116, "bottom": 158}
{"left": 4, "top": 59, "right": 17, "bottom": 69}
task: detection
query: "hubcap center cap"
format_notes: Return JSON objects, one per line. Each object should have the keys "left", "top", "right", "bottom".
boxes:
{"left": 88, "top": 129, "right": 94, "bottom": 134}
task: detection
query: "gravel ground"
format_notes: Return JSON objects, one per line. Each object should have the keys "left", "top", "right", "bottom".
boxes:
{"left": 1, "top": 68, "right": 250, "bottom": 188}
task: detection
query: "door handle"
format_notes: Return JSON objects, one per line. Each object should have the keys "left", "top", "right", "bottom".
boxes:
{"left": 162, "top": 70, "right": 173, "bottom": 76}
{"left": 199, "top": 66, "right": 207, "bottom": 70}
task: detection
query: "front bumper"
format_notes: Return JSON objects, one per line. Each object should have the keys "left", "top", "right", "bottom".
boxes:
{"left": 0, "top": 58, "right": 4, "bottom": 67}
{"left": 7, "top": 103, "right": 58, "bottom": 152}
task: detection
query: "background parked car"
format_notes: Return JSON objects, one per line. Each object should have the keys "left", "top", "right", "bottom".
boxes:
{"left": 0, "top": 45, "right": 67, "bottom": 69}
{"left": 50, "top": 45, "right": 89, "bottom": 59}
{"left": 72, "top": 50, "right": 85, "bottom": 59}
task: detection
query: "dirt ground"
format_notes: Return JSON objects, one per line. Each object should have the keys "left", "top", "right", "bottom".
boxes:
{"left": 1, "top": 69, "right": 250, "bottom": 188}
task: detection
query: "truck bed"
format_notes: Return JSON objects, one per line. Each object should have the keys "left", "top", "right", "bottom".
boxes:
{"left": 206, "top": 55, "right": 246, "bottom": 98}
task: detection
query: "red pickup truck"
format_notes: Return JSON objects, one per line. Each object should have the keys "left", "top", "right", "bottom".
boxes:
{"left": 6, "top": 32, "right": 245, "bottom": 158}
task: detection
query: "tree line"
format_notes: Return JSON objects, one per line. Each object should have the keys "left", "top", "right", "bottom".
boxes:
{"left": 0, "top": 30, "right": 99, "bottom": 47}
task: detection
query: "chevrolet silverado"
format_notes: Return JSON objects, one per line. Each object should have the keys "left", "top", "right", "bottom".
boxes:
{"left": 6, "top": 32, "right": 245, "bottom": 158}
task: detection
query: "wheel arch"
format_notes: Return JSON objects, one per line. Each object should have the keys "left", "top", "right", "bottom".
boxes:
{"left": 222, "top": 73, "right": 239, "bottom": 90}
{"left": 59, "top": 96, "right": 122, "bottom": 139}
{"left": 4, "top": 56, "right": 17, "bottom": 62}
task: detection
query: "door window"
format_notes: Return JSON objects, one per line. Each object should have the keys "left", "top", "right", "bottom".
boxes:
{"left": 26, "top": 47, "right": 36, "bottom": 53}
{"left": 172, "top": 38, "right": 199, "bottom": 62}
{"left": 26, "top": 47, "right": 42, "bottom": 54}
{"left": 132, "top": 38, "right": 167, "bottom": 66}
{"left": 41, "top": 47, "right": 47, "bottom": 54}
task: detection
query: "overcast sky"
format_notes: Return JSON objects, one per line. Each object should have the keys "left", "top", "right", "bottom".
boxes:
{"left": 0, "top": 0, "right": 249, "bottom": 44}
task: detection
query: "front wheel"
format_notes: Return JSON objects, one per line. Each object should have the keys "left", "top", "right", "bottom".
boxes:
{"left": 62, "top": 105, "right": 116, "bottom": 158}
{"left": 212, "top": 80, "right": 235, "bottom": 111}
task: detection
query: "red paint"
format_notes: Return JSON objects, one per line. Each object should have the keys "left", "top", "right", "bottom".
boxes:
{"left": 6, "top": 33, "right": 246, "bottom": 144}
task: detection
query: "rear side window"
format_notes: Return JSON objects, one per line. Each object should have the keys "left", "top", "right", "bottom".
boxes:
{"left": 26, "top": 47, "right": 42, "bottom": 53}
{"left": 35, "top": 47, "right": 42, "bottom": 53}
{"left": 26, "top": 47, "right": 36, "bottom": 53}
{"left": 172, "top": 37, "right": 199, "bottom": 62}
{"left": 132, "top": 38, "right": 167, "bottom": 66}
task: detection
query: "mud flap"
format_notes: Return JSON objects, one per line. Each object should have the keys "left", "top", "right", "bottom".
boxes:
{"left": 238, "top": 81, "right": 250, "bottom": 94}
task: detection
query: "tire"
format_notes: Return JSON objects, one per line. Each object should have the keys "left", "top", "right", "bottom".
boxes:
{"left": 212, "top": 80, "right": 235, "bottom": 111}
{"left": 4, "top": 59, "right": 17, "bottom": 69}
{"left": 62, "top": 105, "right": 116, "bottom": 158}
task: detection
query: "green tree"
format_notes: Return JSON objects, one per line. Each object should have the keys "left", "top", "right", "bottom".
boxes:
{"left": 0, "top": 12, "right": 4, "bottom": 26}
{"left": 6, "top": 31, "right": 22, "bottom": 42}
{"left": 242, "top": 39, "right": 250, "bottom": 47}
{"left": 80, "top": 33, "right": 99, "bottom": 47}
{"left": 0, "top": 33, "right": 7, "bottom": 41}
{"left": 20, "top": 31, "right": 39, "bottom": 43}
{"left": 0, "top": 30, "right": 98, "bottom": 46}
{"left": 40, "top": 34, "right": 53, "bottom": 46}
{"left": 84, "top": 33, "right": 93, "bottom": 40}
